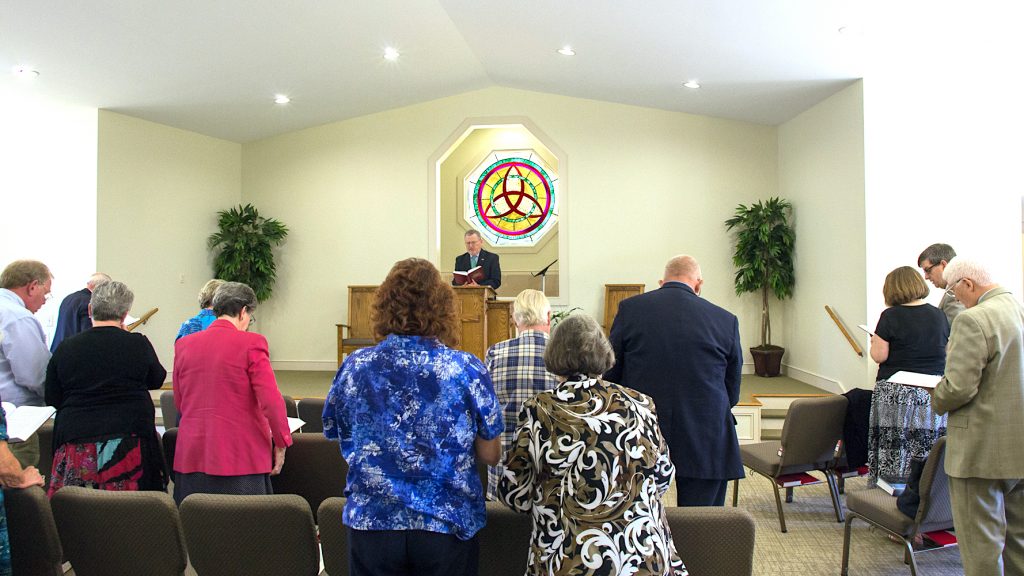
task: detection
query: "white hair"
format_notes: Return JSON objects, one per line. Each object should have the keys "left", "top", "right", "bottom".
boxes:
{"left": 512, "top": 289, "right": 551, "bottom": 327}
{"left": 943, "top": 257, "right": 993, "bottom": 287}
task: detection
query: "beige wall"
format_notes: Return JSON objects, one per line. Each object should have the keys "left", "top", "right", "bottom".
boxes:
{"left": 242, "top": 87, "right": 778, "bottom": 367}
{"left": 97, "top": 111, "right": 241, "bottom": 369}
{"left": 778, "top": 82, "right": 870, "bottom": 393}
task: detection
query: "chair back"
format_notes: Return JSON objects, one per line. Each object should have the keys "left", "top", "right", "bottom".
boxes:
{"left": 51, "top": 486, "right": 187, "bottom": 576}
{"left": 162, "top": 427, "right": 178, "bottom": 473}
{"left": 160, "top": 390, "right": 178, "bottom": 426}
{"left": 778, "top": 395, "right": 848, "bottom": 472}
{"left": 270, "top": 434, "right": 348, "bottom": 521}
{"left": 180, "top": 493, "right": 319, "bottom": 576}
{"left": 667, "top": 506, "right": 755, "bottom": 576}
{"left": 477, "top": 502, "right": 532, "bottom": 576}
{"left": 913, "top": 436, "right": 954, "bottom": 532}
{"left": 3, "top": 486, "right": 63, "bottom": 576}
{"left": 297, "top": 397, "right": 325, "bottom": 433}
{"left": 317, "top": 497, "right": 349, "bottom": 576}
{"left": 282, "top": 394, "right": 298, "bottom": 418}
{"left": 36, "top": 420, "right": 55, "bottom": 486}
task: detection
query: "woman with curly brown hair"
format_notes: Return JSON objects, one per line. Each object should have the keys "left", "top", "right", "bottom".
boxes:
{"left": 322, "top": 258, "right": 503, "bottom": 576}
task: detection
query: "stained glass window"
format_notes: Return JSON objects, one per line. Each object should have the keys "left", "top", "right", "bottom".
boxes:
{"left": 464, "top": 150, "right": 558, "bottom": 247}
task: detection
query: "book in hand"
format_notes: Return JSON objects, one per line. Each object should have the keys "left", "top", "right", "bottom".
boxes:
{"left": 775, "top": 472, "right": 822, "bottom": 488}
{"left": 1, "top": 402, "right": 56, "bottom": 443}
{"left": 877, "top": 476, "right": 907, "bottom": 496}
{"left": 888, "top": 371, "right": 942, "bottom": 389}
{"left": 452, "top": 266, "right": 485, "bottom": 286}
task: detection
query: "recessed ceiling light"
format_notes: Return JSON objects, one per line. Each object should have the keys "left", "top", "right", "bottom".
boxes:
{"left": 557, "top": 46, "right": 576, "bottom": 56}
{"left": 383, "top": 47, "right": 400, "bottom": 61}
{"left": 274, "top": 94, "right": 291, "bottom": 105}
{"left": 682, "top": 80, "right": 701, "bottom": 89}
{"left": 11, "top": 66, "right": 39, "bottom": 78}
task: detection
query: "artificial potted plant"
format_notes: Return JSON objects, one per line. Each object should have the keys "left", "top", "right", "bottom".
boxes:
{"left": 207, "top": 203, "right": 289, "bottom": 302}
{"left": 724, "top": 197, "right": 795, "bottom": 377}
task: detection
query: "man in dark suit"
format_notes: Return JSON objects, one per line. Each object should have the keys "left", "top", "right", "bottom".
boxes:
{"left": 50, "top": 272, "right": 111, "bottom": 352}
{"left": 604, "top": 254, "right": 743, "bottom": 506}
{"left": 453, "top": 230, "right": 501, "bottom": 289}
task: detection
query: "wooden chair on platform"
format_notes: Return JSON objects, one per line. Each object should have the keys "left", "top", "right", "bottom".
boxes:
{"left": 270, "top": 433, "right": 348, "bottom": 521}
{"left": 667, "top": 507, "right": 756, "bottom": 576}
{"left": 842, "top": 437, "right": 955, "bottom": 576}
{"left": 733, "top": 394, "right": 848, "bottom": 532}
{"left": 181, "top": 493, "right": 319, "bottom": 576}
{"left": 337, "top": 285, "right": 378, "bottom": 365}
{"left": 51, "top": 486, "right": 188, "bottom": 576}
{"left": 3, "top": 485, "right": 64, "bottom": 576}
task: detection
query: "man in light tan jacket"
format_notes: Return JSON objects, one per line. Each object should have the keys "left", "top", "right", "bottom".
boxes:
{"left": 933, "top": 257, "right": 1024, "bottom": 576}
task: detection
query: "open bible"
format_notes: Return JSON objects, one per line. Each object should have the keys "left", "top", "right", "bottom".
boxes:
{"left": 452, "top": 266, "right": 485, "bottom": 286}
{"left": 1, "top": 402, "right": 56, "bottom": 443}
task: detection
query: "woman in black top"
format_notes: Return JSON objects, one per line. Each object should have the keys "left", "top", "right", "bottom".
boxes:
{"left": 44, "top": 281, "right": 167, "bottom": 495}
{"left": 867, "top": 266, "right": 948, "bottom": 486}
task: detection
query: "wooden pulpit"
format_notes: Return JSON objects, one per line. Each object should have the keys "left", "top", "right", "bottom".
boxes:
{"left": 453, "top": 286, "right": 494, "bottom": 360}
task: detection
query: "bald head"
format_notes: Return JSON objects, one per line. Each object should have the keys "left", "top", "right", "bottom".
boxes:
{"left": 663, "top": 255, "right": 703, "bottom": 293}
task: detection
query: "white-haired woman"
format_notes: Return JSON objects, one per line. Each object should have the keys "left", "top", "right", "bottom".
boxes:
{"left": 499, "top": 313, "right": 686, "bottom": 575}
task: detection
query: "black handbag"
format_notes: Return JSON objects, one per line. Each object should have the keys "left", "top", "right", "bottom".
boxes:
{"left": 896, "top": 456, "right": 927, "bottom": 518}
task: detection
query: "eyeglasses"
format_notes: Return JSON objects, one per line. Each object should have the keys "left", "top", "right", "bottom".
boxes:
{"left": 923, "top": 261, "right": 942, "bottom": 275}
{"left": 945, "top": 278, "right": 967, "bottom": 298}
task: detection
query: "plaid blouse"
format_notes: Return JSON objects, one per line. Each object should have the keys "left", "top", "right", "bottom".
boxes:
{"left": 484, "top": 330, "right": 558, "bottom": 499}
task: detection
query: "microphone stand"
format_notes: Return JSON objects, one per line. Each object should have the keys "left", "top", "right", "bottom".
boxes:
{"left": 532, "top": 259, "right": 558, "bottom": 294}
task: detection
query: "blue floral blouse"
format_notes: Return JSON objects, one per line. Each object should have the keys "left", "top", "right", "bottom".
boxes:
{"left": 323, "top": 334, "right": 503, "bottom": 540}
{"left": 0, "top": 408, "right": 11, "bottom": 576}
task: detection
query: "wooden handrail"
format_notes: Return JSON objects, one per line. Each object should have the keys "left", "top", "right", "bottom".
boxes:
{"left": 824, "top": 305, "right": 863, "bottom": 357}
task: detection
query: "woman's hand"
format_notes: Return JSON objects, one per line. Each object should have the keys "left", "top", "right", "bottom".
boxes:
{"left": 271, "top": 446, "right": 286, "bottom": 475}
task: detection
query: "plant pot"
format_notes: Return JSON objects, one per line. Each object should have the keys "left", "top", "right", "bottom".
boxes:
{"left": 750, "top": 345, "right": 784, "bottom": 377}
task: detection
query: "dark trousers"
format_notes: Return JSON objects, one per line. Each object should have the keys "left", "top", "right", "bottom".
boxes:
{"left": 348, "top": 528, "right": 479, "bottom": 576}
{"left": 675, "top": 477, "right": 730, "bottom": 506}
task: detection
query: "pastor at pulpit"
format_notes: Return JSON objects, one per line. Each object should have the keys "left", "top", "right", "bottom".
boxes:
{"left": 453, "top": 229, "right": 501, "bottom": 289}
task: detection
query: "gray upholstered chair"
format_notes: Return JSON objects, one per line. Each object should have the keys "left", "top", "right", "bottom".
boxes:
{"left": 270, "top": 433, "right": 347, "bottom": 521}
{"left": 842, "top": 436, "right": 953, "bottom": 576}
{"left": 3, "top": 486, "right": 64, "bottom": 576}
{"left": 477, "top": 502, "right": 532, "bottom": 576}
{"left": 160, "top": 390, "right": 178, "bottom": 427}
{"left": 282, "top": 394, "right": 299, "bottom": 419}
{"left": 733, "top": 394, "right": 848, "bottom": 532}
{"left": 297, "top": 397, "right": 326, "bottom": 433}
{"left": 35, "top": 420, "right": 54, "bottom": 488}
{"left": 162, "top": 426, "right": 178, "bottom": 474}
{"left": 667, "top": 506, "right": 756, "bottom": 576}
{"left": 51, "top": 486, "right": 187, "bottom": 576}
{"left": 317, "top": 497, "right": 349, "bottom": 576}
{"left": 180, "top": 493, "right": 319, "bottom": 576}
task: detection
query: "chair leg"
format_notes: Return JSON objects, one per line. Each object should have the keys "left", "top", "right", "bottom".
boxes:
{"left": 785, "top": 486, "right": 794, "bottom": 503}
{"left": 838, "top": 473, "right": 846, "bottom": 494}
{"left": 825, "top": 470, "right": 845, "bottom": 523}
{"left": 840, "top": 514, "right": 855, "bottom": 575}
{"left": 769, "top": 477, "right": 787, "bottom": 533}
{"left": 903, "top": 538, "right": 919, "bottom": 576}
{"left": 731, "top": 478, "right": 739, "bottom": 507}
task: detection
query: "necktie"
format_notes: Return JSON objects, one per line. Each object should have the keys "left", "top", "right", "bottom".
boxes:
{"left": 471, "top": 255, "right": 478, "bottom": 268}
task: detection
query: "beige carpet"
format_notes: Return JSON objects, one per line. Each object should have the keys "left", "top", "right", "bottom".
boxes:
{"left": 731, "top": 473, "right": 963, "bottom": 575}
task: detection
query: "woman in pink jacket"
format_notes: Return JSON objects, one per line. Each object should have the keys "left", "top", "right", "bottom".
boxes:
{"left": 171, "top": 282, "right": 293, "bottom": 505}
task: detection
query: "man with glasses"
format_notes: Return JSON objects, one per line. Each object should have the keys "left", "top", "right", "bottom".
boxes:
{"left": 918, "top": 243, "right": 965, "bottom": 324}
{"left": 932, "top": 258, "right": 1024, "bottom": 576}
{"left": 0, "top": 260, "right": 53, "bottom": 467}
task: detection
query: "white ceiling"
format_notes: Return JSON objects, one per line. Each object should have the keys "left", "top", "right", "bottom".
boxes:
{"left": 0, "top": 0, "right": 863, "bottom": 143}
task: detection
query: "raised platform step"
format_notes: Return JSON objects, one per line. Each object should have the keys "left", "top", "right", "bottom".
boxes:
{"left": 761, "top": 408, "right": 789, "bottom": 419}
{"left": 761, "top": 429, "right": 782, "bottom": 441}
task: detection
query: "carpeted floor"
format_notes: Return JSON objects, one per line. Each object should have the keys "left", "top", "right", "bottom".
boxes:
{"left": 731, "top": 473, "right": 962, "bottom": 575}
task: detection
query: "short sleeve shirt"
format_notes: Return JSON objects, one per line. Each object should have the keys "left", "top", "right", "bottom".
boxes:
{"left": 322, "top": 334, "right": 502, "bottom": 539}
{"left": 875, "top": 304, "right": 949, "bottom": 381}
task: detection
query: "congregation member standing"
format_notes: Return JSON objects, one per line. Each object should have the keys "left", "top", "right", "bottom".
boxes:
{"left": 323, "top": 258, "right": 502, "bottom": 576}
{"left": 499, "top": 314, "right": 686, "bottom": 575}
{"left": 0, "top": 260, "right": 53, "bottom": 467}
{"left": 932, "top": 258, "right": 1024, "bottom": 576}
{"left": 45, "top": 281, "right": 168, "bottom": 495}
{"left": 175, "top": 278, "right": 225, "bottom": 341}
{"left": 172, "top": 282, "right": 292, "bottom": 504}
{"left": 918, "top": 243, "right": 965, "bottom": 325}
{"left": 605, "top": 254, "right": 743, "bottom": 506}
{"left": 453, "top": 229, "right": 501, "bottom": 289}
{"left": 867, "top": 266, "right": 949, "bottom": 486}
{"left": 483, "top": 289, "right": 558, "bottom": 499}
{"left": 49, "top": 272, "right": 110, "bottom": 352}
